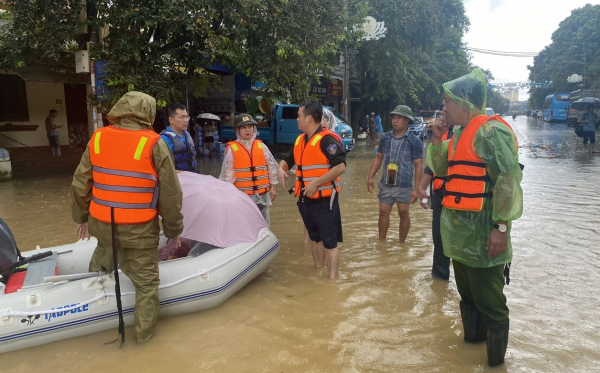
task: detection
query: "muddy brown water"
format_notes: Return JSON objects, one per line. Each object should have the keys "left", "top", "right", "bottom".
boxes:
{"left": 1, "top": 116, "right": 599, "bottom": 372}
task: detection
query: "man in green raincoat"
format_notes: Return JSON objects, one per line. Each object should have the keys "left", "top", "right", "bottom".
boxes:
{"left": 427, "top": 69, "right": 523, "bottom": 366}
{"left": 71, "top": 91, "right": 184, "bottom": 343}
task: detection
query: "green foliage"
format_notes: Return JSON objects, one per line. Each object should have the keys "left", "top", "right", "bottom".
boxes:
{"left": 0, "top": 0, "right": 83, "bottom": 69}
{"left": 240, "top": 0, "right": 359, "bottom": 102}
{"left": 528, "top": 4, "right": 600, "bottom": 109}
{"left": 351, "top": 0, "right": 471, "bottom": 128}
{"left": 0, "top": 0, "right": 360, "bottom": 109}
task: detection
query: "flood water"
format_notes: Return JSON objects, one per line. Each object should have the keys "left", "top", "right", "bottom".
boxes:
{"left": 1, "top": 116, "right": 600, "bottom": 372}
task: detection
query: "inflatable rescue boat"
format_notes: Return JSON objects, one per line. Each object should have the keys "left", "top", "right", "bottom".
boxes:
{"left": 0, "top": 232, "right": 279, "bottom": 353}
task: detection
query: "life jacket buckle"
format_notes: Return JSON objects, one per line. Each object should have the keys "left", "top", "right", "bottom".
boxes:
{"left": 454, "top": 196, "right": 461, "bottom": 204}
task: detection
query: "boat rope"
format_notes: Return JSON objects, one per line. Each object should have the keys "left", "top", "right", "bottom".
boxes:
{"left": 1, "top": 233, "right": 269, "bottom": 318}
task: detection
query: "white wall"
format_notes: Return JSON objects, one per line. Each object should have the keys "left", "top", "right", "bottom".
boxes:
{"left": 0, "top": 79, "right": 69, "bottom": 148}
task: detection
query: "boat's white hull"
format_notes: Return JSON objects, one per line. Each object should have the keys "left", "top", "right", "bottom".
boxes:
{"left": 0, "top": 231, "right": 279, "bottom": 353}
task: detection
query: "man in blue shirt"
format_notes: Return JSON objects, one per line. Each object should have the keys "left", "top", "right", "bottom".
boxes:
{"left": 578, "top": 105, "right": 599, "bottom": 153}
{"left": 367, "top": 105, "right": 423, "bottom": 243}
{"left": 160, "top": 103, "right": 198, "bottom": 172}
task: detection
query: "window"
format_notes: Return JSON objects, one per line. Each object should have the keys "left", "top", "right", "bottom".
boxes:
{"left": 0, "top": 74, "right": 29, "bottom": 122}
{"left": 281, "top": 106, "right": 299, "bottom": 120}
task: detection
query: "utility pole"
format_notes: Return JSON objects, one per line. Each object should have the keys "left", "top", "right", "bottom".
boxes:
{"left": 343, "top": 0, "right": 350, "bottom": 123}
{"left": 343, "top": 48, "right": 350, "bottom": 122}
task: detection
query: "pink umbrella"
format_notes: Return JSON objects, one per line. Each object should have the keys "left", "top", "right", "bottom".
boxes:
{"left": 176, "top": 172, "right": 268, "bottom": 248}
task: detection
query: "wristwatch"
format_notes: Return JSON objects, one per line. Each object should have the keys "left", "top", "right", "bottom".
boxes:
{"left": 493, "top": 223, "right": 508, "bottom": 233}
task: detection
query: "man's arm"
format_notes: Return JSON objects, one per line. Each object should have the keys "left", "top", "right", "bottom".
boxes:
{"left": 71, "top": 146, "right": 93, "bottom": 224}
{"left": 303, "top": 163, "right": 345, "bottom": 197}
{"left": 367, "top": 152, "right": 384, "bottom": 192}
{"left": 411, "top": 158, "right": 423, "bottom": 204}
{"left": 418, "top": 172, "right": 432, "bottom": 209}
{"left": 153, "top": 140, "right": 184, "bottom": 240}
{"left": 476, "top": 121, "right": 523, "bottom": 258}
{"left": 277, "top": 145, "right": 295, "bottom": 189}
{"left": 367, "top": 136, "right": 385, "bottom": 193}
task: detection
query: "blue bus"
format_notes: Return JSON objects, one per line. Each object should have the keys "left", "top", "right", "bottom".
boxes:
{"left": 542, "top": 93, "right": 570, "bottom": 122}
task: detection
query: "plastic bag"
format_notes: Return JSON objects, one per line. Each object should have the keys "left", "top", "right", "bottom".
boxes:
{"left": 158, "top": 240, "right": 192, "bottom": 261}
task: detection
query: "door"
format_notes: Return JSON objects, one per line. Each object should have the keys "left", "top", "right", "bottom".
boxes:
{"left": 63, "top": 84, "right": 88, "bottom": 148}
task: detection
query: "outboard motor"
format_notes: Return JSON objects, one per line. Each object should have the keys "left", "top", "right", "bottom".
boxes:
{"left": 0, "top": 217, "right": 52, "bottom": 273}
{"left": 0, "top": 217, "right": 20, "bottom": 273}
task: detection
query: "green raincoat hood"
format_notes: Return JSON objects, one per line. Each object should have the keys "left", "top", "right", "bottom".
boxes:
{"left": 442, "top": 69, "right": 487, "bottom": 119}
{"left": 106, "top": 91, "right": 156, "bottom": 129}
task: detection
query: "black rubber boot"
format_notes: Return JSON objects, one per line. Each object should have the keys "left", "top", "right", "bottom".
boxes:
{"left": 486, "top": 323, "right": 509, "bottom": 367}
{"left": 459, "top": 301, "right": 487, "bottom": 342}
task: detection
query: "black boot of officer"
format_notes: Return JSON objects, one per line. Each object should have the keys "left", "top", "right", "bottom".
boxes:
{"left": 486, "top": 323, "right": 509, "bottom": 366}
{"left": 459, "top": 301, "right": 487, "bottom": 342}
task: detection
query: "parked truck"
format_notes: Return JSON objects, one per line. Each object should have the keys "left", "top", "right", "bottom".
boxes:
{"left": 219, "top": 104, "right": 354, "bottom": 152}
{"left": 567, "top": 89, "right": 600, "bottom": 126}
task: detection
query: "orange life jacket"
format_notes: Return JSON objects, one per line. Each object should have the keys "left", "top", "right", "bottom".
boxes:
{"left": 89, "top": 126, "right": 160, "bottom": 224}
{"left": 293, "top": 129, "right": 341, "bottom": 202}
{"left": 227, "top": 139, "right": 271, "bottom": 195}
{"left": 432, "top": 130, "right": 451, "bottom": 191}
{"left": 442, "top": 115, "right": 514, "bottom": 212}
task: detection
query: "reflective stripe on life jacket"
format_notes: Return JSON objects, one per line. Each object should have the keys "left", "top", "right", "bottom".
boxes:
{"left": 442, "top": 115, "right": 514, "bottom": 212}
{"left": 227, "top": 139, "right": 271, "bottom": 195}
{"left": 432, "top": 130, "right": 451, "bottom": 191}
{"left": 160, "top": 129, "right": 198, "bottom": 172}
{"left": 293, "top": 129, "right": 341, "bottom": 207}
{"left": 89, "top": 126, "right": 160, "bottom": 224}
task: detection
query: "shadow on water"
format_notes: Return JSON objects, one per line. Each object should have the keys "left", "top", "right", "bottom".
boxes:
{"left": 1, "top": 116, "right": 600, "bottom": 372}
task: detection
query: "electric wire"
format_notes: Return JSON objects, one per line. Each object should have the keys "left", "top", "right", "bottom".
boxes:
{"left": 465, "top": 47, "right": 539, "bottom": 57}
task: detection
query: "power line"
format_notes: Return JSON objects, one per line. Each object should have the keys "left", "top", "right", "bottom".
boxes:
{"left": 465, "top": 47, "right": 538, "bottom": 57}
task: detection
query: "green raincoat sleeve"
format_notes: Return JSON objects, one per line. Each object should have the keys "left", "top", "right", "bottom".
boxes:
{"left": 426, "top": 120, "right": 523, "bottom": 268}
{"left": 153, "top": 139, "right": 184, "bottom": 239}
{"left": 71, "top": 146, "right": 93, "bottom": 224}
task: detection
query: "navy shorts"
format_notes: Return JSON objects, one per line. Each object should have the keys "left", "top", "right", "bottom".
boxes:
{"left": 297, "top": 198, "right": 343, "bottom": 249}
{"left": 583, "top": 131, "right": 596, "bottom": 145}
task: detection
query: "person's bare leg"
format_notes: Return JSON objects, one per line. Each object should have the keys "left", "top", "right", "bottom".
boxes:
{"left": 584, "top": 143, "right": 589, "bottom": 152}
{"left": 311, "top": 241, "right": 326, "bottom": 268}
{"left": 397, "top": 202, "right": 411, "bottom": 243}
{"left": 325, "top": 247, "right": 340, "bottom": 279}
{"left": 304, "top": 227, "right": 311, "bottom": 243}
{"left": 378, "top": 202, "right": 393, "bottom": 241}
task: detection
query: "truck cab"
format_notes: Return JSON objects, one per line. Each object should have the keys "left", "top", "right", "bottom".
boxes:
{"left": 220, "top": 104, "right": 353, "bottom": 152}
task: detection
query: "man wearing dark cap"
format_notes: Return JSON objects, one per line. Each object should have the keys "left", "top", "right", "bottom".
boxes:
{"left": 367, "top": 104, "right": 423, "bottom": 243}
{"left": 428, "top": 69, "right": 523, "bottom": 366}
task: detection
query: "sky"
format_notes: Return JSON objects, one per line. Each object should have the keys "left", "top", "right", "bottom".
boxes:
{"left": 462, "top": 0, "right": 600, "bottom": 88}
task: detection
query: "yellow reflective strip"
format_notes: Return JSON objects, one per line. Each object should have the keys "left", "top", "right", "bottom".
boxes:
{"left": 134, "top": 136, "right": 148, "bottom": 160}
{"left": 310, "top": 135, "right": 322, "bottom": 146}
{"left": 295, "top": 136, "right": 301, "bottom": 146}
{"left": 231, "top": 143, "right": 239, "bottom": 152}
{"left": 93, "top": 132, "right": 101, "bottom": 154}
{"left": 257, "top": 142, "right": 263, "bottom": 149}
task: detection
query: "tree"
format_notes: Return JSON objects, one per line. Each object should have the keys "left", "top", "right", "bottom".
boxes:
{"left": 0, "top": 0, "right": 83, "bottom": 70}
{"left": 528, "top": 4, "right": 600, "bottom": 109}
{"left": 350, "top": 0, "right": 471, "bottom": 130}
{"left": 0, "top": 0, "right": 363, "bottom": 107}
